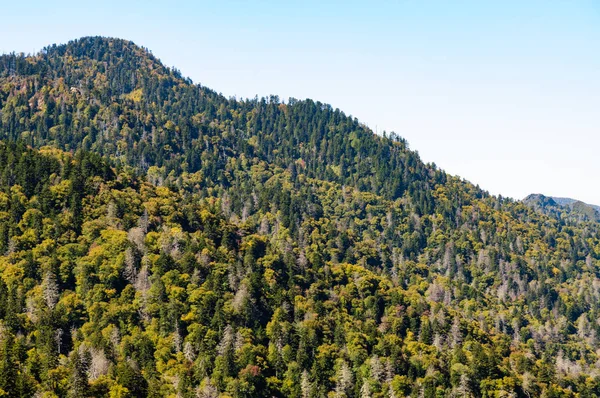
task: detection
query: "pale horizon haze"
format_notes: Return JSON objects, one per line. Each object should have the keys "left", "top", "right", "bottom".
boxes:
{"left": 1, "top": 1, "right": 599, "bottom": 204}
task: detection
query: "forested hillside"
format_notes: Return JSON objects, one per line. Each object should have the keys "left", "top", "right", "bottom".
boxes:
{"left": 0, "top": 37, "right": 600, "bottom": 397}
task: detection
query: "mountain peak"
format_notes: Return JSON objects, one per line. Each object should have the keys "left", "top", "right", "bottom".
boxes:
{"left": 42, "top": 36, "right": 153, "bottom": 62}
{"left": 1, "top": 36, "right": 188, "bottom": 94}
{"left": 522, "top": 193, "right": 558, "bottom": 207}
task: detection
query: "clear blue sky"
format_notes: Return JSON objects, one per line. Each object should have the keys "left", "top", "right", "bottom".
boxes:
{"left": 2, "top": 1, "right": 599, "bottom": 204}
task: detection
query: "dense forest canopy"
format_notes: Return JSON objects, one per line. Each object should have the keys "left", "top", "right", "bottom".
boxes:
{"left": 0, "top": 37, "right": 599, "bottom": 397}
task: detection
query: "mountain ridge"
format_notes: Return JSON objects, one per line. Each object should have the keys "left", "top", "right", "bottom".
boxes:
{"left": 551, "top": 196, "right": 600, "bottom": 212}
{"left": 524, "top": 193, "right": 600, "bottom": 222}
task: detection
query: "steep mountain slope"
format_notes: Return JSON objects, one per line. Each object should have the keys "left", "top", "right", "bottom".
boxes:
{"left": 0, "top": 37, "right": 600, "bottom": 397}
{"left": 0, "top": 37, "right": 443, "bottom": 212}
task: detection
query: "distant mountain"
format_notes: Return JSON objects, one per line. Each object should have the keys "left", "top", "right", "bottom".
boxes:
{"left": 523, "top": 193, "right": 600, "bottom": 222}
{"left": 551, "top": 196, "right": 600, "bottom": 212}
{"left": 522, "top": 193, "right": 558, "bottom": 209}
